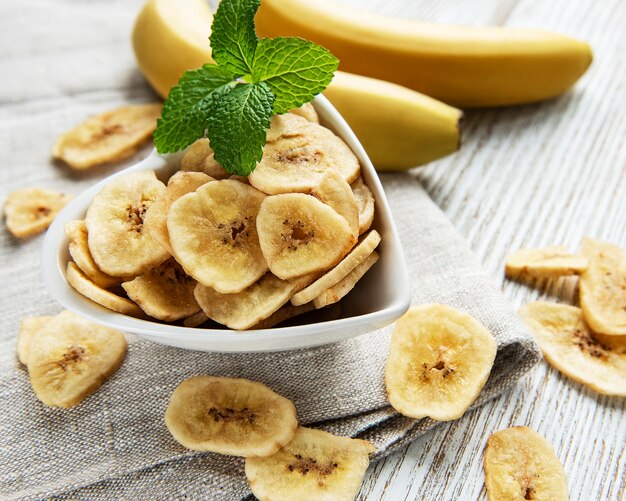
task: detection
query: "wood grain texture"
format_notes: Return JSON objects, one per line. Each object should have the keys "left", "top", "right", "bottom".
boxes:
{"left": 340, "top": 0, "right": 626, "bottom": 499}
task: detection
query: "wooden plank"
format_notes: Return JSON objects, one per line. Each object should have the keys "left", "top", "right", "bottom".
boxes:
{"left": 342, "top": 0, "right": 626, "bottom": 498}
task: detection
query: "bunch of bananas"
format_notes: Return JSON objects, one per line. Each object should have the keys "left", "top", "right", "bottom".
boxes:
{"left": 132, "top": 0, "right": 592, "bottom": 170}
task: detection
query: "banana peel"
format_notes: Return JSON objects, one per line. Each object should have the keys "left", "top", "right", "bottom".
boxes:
{"left": 256, "top": 0, "right": 593, "bottom": 108}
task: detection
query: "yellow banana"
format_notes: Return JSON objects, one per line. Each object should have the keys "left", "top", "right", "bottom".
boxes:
{"left": 131, "top": 0, "right": 461, "bottom": 169}
{"left": 326, "top": 72, "right": 461, "bottom": 170}
{"left": 132, "top": 0, "right": 215, "bottom": 98}
{"left": 256, "top": 0, "right": 593, "bottom": 108}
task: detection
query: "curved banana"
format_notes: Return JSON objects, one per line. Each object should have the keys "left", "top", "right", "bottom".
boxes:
{"left": 326, "top": 72, "right": 461, "bottom": 170}
{"left": 256, "top": 0, "right": 593, "bottom": 108}
{"left": 132, "top": 0, "right": 215, "bottom": 98}
{"left": 131, "top": 0, "right": 461, "bottom": 169}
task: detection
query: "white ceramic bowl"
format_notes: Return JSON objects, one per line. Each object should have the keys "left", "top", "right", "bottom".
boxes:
{"left": 42, "top": 95, "right": 410, "bottom": 352}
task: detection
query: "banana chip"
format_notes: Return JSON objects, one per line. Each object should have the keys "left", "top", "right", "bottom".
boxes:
{"left": 385, "top": 304, "right": 497, "bottom": 421}
{"left": 52, "top": 103, "right": 161, "bottom": 169}
{"left": 579, "top": 237, "right": 626, "bottom": 335}
{"left": 122, "top": 258, "right": 201, "bottom": 322}
{"left": 65, "top": 220, "right": 122, "bottom": 288}
{"left": 28, "top": 310, "right": 127, "bottom": 408}
{"left": 484, "top": 427, "right": 568, "bottom": 501}
{"left": 249, "top": 120, "right": 360, "bottom": 195}
{"left": 86, "top": 170, "right": 169, "bottom": 277}
{"left": 292, "top": 230, "right": 380, "bottom": 306}
{"left": 313, "top": 251, "right": 379, "bottom": 309}
{"left": 287, "top": 303, "right": 343, "bottom": 327}
{"left": 4, "top": 188, "right": 73, "bottom": 238}
{"left": 351, "top": 177, "right": 375, "bottom": 235}
{"left": 165, "top": 376, "right": 298, "bottom": 457}
{"left": 312, "top": 170, "right": 359, "bottom": 239}
{"left": 143, "top": 171, "right": 213, "bottom": 254}
{"left": 194, "top": 273, "right": 313, "bottom": 330}
{"left": 288, "top": 103, "right": 319, "bottom": 124}
{"left": 180, "top": 138, "right": 230, "bottom": 179}
{"left": 183, "top": 310, "right": 211, "bottom": 328}
{"left": 66, "top": 262, "right": 146, "bottom": 318}
{"left": 245, "top": 426, "right": 375, "bottom": 501}
{"left": 265, "top": 113, "right": 311, "bottom": 143}
{"left": 17, "top": 316, "right": 54, "bottom": 366}
{"left": 257, "top": 194, "right": 355, "bottom": 280}
{"left": 250, "top": 303, "right": 315, "bottom": 330}
{"left": 520, "top": 302, "right": 626, "bottom": 396}
{"left": 505, "top": 246, "right": 588, "bottom": 278}
{"left": 590, "top": 331, "right": 626, "bottom": 352}
{"left": 168, "top": 179, "right": 268, "bottom": 294}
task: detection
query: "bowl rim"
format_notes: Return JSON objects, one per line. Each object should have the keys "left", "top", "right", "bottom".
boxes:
{"left": 41, "top": 95, "right": 410, "bottom": 352}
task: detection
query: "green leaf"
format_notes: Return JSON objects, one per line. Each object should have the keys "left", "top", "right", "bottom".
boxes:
{"left": 153, "top": 64, "right": 235, "bottom": 154}
{"left": 210, "top": 0, "right": 260, "bottom": 77}
{"left": 206, "top": 82, "right": 275, "bottom": 175}
{"left": 252, "top": 37, "right": 339, "bottom": 114}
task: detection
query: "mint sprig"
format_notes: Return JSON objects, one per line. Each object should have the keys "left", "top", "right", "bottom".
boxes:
{"left": 153, "top": 65, "right": 234, "bottom": 154}
{"left": 154, "top": 0, "right": 339, "bottom": 176}
{"left": 209, "top": 0, "right": 259, "bottom": 76}
{"left": 252, "top": 37, "right": 339, "bottom": 114}
{"left": 206, "top": 82, "right": 274, "bottom": 176}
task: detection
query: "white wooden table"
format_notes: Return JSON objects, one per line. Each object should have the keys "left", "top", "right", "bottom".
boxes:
{"left": 1, "top": 0, "right": 623, "bottom": 499}
{"left": 348, "top": 0, "right": 626, "bottom": 499}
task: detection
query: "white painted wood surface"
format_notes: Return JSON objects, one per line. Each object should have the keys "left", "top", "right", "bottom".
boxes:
{"left": 0, "top": 0, "right": 623, "bottom": 499}
{"left": 342, "top": 0, "right": 626, "bottom": 499}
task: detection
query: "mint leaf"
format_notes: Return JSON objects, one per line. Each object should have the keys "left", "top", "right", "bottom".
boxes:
{"left": 252, "top": 37, "right": 339, "bottom": 114}
{"left": 154, "top": 64, "right": 234, "bottom": 153}
{"left": 210, "top": 0, "right": 260, "bottom": 77}
{"left": 154, "top": 0, "right": 339, "bottom": 176}
{"left": 206, "top": 82, "right": 275, "bottom": 175}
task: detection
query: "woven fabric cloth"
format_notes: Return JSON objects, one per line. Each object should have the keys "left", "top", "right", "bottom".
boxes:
{"left": 0, "top": 1, "right": 540, "bottom": 499}
{"left": 0, "top": 173, "right": 540, "bottom": 500}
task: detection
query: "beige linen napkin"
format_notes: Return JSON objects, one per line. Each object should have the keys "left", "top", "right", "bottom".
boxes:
{"left": 0, "top": 172, "right": 540, "bottom": 500}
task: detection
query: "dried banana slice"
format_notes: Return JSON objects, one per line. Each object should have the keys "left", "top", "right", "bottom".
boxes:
{"left": 579, "top": 237, "right": 626, "bottom": 335}
{"left": 312, "top": 170, "right": 359, "bottom": 239}
{"left": 28, "top": 310, "right": 127, "bottom": 408}
{"left": 66, "top": 262, "right": 145, "bottom": 318}
{"left": 519, "top": 302, "right": 626, "bottom": 396}
{"left": 484, "top": 427, "right": 568, "bottom": 501}
{"left": 590, "top": 331, "right": 626, "bottom": 352}
{"left": 165, "top": 376, "right": 298, "bottom": 457}
{"left": 183, "top": 310, "right": 211, "bottom": 328}
{"left": 229, "top": 175, "right": 250, "bottom": 184}
{"left": 122, "top": 258, "right": 200, "bottom": 322}
{"left": 86, "top": 170, "right": 169, "bottom": 277}
{"left": 65, "top": 220, "right": 122, "bottom": 288}
{"left": 168, "top": 179, "right": 268, "bottom": 294}
{"left": 143, "top": 171, "right": 213, "bottom": 254}
{"left": 17, "top": 316, "right": 54, "bottom": 366}
{"left": 351, "top": 178, "right": 375, "bottom": 235}
{"left": 180, "top": 138, "right": 230, "bottom": 179}
{"left": 385, "top": 304, "right": 497, "bottom": 421}
{"left": 288, "top": 303, "right": 343, "bottom": 326}
{"left": 293, "top": 231, "right": 381, "bottom": 306}
{"left": 257, "top": 194, "right": 355, "bottom": 280}
{"left": 249, "top": 121, "right": 360, "bottom": 195}
{"left": 312, "top": 251, "right": 379, "bottom": 309}
{"left": 265, "top": 113, "right": 311, "bottom": 143}
{"left": 194, "top": 273, "right": 312, "bottom": 330}
{"left": 4, "top": 188, "right": 73, "bottom": 238}
{"left": 245, "top": 427, "right": 375, "bottom": 501}
{"left": 505, "top": 246, "right": 588, "bottom": 278}
{"left": 250, "top": 303, "right": 315, "bottom": 330}
{"left": 288, "top": 103, "right": 319, "bottom": 124}
{"left": 52, "top": 103, "right": 161, "bottom": 169}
